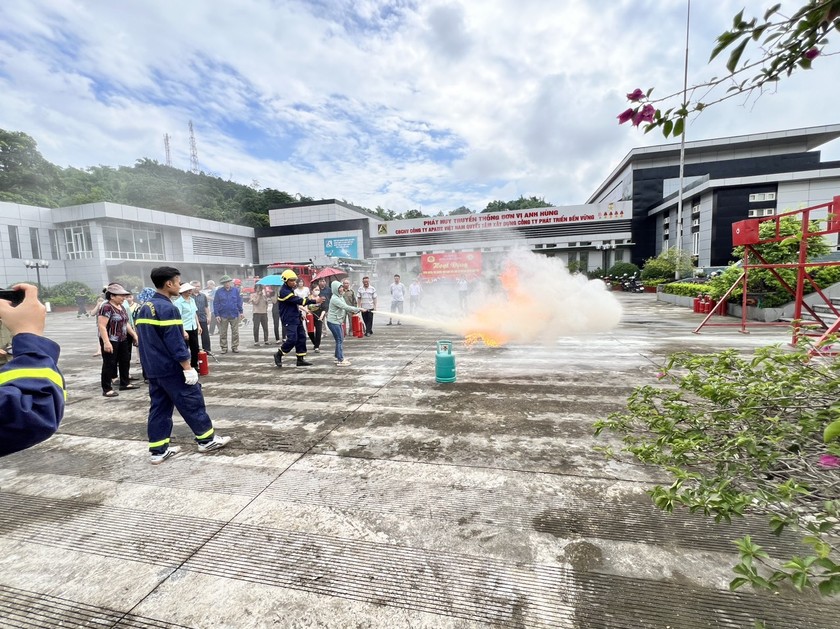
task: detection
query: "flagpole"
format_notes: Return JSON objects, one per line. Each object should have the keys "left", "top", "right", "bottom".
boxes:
{"left": 675, "top": 0, "right": 690, "bottom": 279}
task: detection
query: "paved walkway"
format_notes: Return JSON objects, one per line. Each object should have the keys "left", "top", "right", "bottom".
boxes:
{"left": 1, "top": 295, "right": 838, "bottom": 628}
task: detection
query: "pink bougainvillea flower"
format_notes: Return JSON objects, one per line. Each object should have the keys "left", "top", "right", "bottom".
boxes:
{"left": 819, "top": 454, "right": 840, "bottom": 468}
{"left": 631, "top": 104, "right": 656, "bottom": 126}
{"left": 804, "top": 47, "right": 820, "bottom": 60}
{"left": 626, "top": 88, "right": 645, "bottom": 102}
{"left": 617, "top": 108, "right": 635, "bottom": 124}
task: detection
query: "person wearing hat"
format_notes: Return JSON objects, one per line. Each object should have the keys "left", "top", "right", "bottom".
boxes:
{"left": 97, "top": 283, "right": 139, "bottom": 397}
{"left": 213, "top": 274, "right": 243, "bottom": 354}
{"left": 135, "top": 266, "right": 230, "bottom": 464}
{"left": 273, "top": 269, "right": 324, "bottom": 368}
{"left": 174, "top": 282, "right": 201, "bottom": 370}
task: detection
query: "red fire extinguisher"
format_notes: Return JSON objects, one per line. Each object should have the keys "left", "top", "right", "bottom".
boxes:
{"left": 197, "top": 350, "right": 210, "bottom": 376}
{"left": 352, "top": 313, "right": 364, "bottom": 338}
{"left": 306, "top": 312, "right": 315, "bottom": 333}
{"left": 693, "top": 296, "right": 701, "bottom": 313}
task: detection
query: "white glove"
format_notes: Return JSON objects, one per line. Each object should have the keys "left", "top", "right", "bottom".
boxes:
{"left": 183, "top": 369, "right": 199, "bottom": 385}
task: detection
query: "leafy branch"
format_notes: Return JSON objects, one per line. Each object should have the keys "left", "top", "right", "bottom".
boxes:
{"left": 618, "top": 1, "right": 840, "bottom": 137}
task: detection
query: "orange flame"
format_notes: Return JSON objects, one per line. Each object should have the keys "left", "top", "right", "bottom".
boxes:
{"left": 462, "top": 262, "right": 533, "bottom": 348}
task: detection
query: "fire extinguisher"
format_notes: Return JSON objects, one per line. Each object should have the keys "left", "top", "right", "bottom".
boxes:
{"left": 306, "top": 312, "right": 315, "bottom": 333}
{"left": 693, "top": 296, "right": 701, "bottom": 313}
{"left": 352, "top": 313, "right": 364, "bottom": 338}
{"left": 197, "top": 350, "right": 210, "bottom": 376}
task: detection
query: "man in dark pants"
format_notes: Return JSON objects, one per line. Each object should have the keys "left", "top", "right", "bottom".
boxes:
{"left": 191, "top": 281, "right": 212, "bottom": 353}
{"left": 274, "top": 270, "right": 323, "bottom": 368}
{"left": 136, "top": 266, "right": 230, "bottom": 464}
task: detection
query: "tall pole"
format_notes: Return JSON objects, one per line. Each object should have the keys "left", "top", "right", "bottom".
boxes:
{"left": 675, "top": 0, "right": 691, "bottom": 279}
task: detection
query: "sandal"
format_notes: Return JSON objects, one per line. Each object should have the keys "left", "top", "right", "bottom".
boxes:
{"left": 103, "top": 390, "right": 119, "bottom": 397}
{"left": 119, "top": 384, "right": 140, "bottom": 390}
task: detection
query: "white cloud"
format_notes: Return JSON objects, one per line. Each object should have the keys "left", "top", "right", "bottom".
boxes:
{"left": 0, "top": 0, "right": 838, "bottom": 214}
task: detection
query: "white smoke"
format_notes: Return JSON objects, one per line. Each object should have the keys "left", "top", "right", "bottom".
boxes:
{"left": 389, "top": 249, "right": 623, "bottom": 343}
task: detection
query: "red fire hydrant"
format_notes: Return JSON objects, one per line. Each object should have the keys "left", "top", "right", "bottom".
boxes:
{"left": 197, "top": 350, "right": 210, "bottom": 376}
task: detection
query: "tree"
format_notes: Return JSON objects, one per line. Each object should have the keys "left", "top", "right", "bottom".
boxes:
{"left": 618, "top": 1, "right": 840, "bottom": 137}
{"left": 482, "top": 196, "right": 553, "bottom": 213}
{"left": 449, "top": 206, "right": 472, "bottom": 215}
{"left": 705, "top": 215, "right": 831, "bottom": 306}
{"left": 595, "top": 343, "right": 840, "bottom": 598}
{"left": 640, "top": 247, "right": 695, "bottom": 280}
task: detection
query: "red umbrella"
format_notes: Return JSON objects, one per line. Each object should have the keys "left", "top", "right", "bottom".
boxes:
{"left": 313, "top": 267, "right": 348, "bottom": 281}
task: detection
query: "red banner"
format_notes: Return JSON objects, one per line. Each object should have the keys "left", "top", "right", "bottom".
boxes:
{"left": 420, "top": 252, "right": 482, "bottom": 280}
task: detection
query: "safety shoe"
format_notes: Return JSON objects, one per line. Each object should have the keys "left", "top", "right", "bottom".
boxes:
{"left": 150, "top": 446, "right": 181, "bottom": 465}
{"left": 198, "top": 435, "right": 231, "bottom": 453}
{"left": 274, "top": 351, "right": 283, "bottom": 368}
{"left": 296, "top": 356, "right": 313, "bottom": 366}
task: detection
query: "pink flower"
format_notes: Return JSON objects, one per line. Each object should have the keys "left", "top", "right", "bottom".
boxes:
{"left": 631, "top": 104, "right": 656, "bottom": 126}
{"left": 617, "top": 108, "right": 635, "bottom": 124}
{"left": 804, "top": 48, "right": 820, "bottom": 60}
{"left": 626, "top": 88, "right": 645, "bottom": 102}
{"left": 819, "top": 454, "right": 840, "bottom": 468}
{"left": 656, "top": 372, "right": 667, "bottom": 380}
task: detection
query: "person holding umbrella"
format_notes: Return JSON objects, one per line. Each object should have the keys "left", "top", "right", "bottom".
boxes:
{"left": 272, "top": 270, "right": 323, "bottom": 368}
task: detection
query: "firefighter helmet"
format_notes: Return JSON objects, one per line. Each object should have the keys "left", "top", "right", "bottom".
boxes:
{"left": 281, "top": 269, "right": 298, "bottom": 282}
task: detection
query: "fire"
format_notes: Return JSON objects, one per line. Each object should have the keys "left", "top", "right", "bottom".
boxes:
{"left": 462, "top": 261, "right": 528, "bottom": 348}
{"left": 464, "top": 332, "right": 504, "bottom": 348}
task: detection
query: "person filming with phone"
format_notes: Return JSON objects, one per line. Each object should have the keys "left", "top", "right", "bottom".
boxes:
{"left": 0, "top": 284, "right": 66, "bottom": 456}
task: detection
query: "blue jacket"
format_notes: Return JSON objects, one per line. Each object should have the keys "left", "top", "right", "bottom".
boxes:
{"left": 0, "top": 333, "right": 66, "bottom": 457}
{"left": 136, "top": 292, "right": 190, "bottom": 379}
{"left": 213, "top": 286, "right": 242, "bottom": 319}
{"left": 277, "top": 283, "right": 318, "bottom": 326}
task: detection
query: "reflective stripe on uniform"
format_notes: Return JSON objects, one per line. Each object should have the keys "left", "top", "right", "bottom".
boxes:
{"left": 135, "top": 318, "right": 184, "bottom": 326}
{"left": 0, "top": 367, "right": 67, "bottom": 401}
{"left": 149, "top": 437, "right": 170, "bottom": 448}
{"left": 277, "top": 293, "right": 294, "bottom": 301}
{"left": 195, "top": 427, "right": 214, "bottom": 440}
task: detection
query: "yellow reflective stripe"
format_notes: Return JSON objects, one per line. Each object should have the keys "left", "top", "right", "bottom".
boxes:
{"left": 196, "top": 428, "right": 214, "bottom": 440}
{"left": 136, "top": 318, "right": 184, "bottom": 326}
{"left": 278, "top": 293, "right": 293, "bottom": 301}
{"left": 0, "top": 367, "right": 67, "bottom": 401}
{"left": 149, "top": 437, "right": 170, "bottom": 448}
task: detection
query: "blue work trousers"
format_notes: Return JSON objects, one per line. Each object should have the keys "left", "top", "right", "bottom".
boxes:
{"left": 280, "top": 319, "right": 308, "bottom": 356}
{"left": 147, "top": 376, "right": 214, "bottom": 453}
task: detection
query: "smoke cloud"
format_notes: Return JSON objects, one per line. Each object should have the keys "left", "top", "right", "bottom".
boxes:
{"left": 390, "top": 249, "right": 623, "bottom": 344}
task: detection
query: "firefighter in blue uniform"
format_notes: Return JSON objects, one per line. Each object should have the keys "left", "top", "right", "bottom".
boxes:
{"left": 274, "top": 270, "right": 324, "bottom": 368}
{"left": 0, "top": 284, "right": 66, "bottom": 457}
{"left": 136, "top": 266, "right": 230, "bottom": 464}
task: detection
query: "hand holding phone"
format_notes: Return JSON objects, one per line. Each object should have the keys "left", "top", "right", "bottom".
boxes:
{"left": 0, "top": 289, "right": 25, "bottom": 306}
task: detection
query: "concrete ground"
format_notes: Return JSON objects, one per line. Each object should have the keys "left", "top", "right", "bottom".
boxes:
{"left": 1, "top": 294, "right": 838, "bottom": 628}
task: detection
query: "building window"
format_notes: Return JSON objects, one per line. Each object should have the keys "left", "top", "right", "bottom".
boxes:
{"left": 8, "top": 226, "right": 20, "bottom": 258}
{"left": 102, "top": 224, "right": 164, "bottom": 260}
{"left": 615, "top": 249, "right": 625, "bottom": 262}
{"left": 29, "top": 227, "right": 41, "bottom": 259}
{"left": 191, "top": 236, "right": 246, "bottom": 258}
{"left": 692, "top": 231, "right": 700, "bottom": 256}
{"left": 579, "top": 251, "right": 589, "bottom": 271}
{"left": 64, "top": 225, "right": 93, "bottom": 260}
{"left": 49, "top": 230, "right": 61, "bottom": 259}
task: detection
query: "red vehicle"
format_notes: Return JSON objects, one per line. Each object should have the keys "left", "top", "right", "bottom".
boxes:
{"left": 265, "top": 262, "right": 316, "bottom": 288}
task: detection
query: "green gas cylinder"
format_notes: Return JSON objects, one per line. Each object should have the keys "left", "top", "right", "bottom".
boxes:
{"left": 435, "top": 340, "right": 456, "bottom": 383}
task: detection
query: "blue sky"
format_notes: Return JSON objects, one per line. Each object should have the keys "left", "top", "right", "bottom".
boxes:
{"left": 1, "top": 0, "right": 838, "bottom": 214}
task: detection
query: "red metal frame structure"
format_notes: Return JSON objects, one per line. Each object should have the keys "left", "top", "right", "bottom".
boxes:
{"left": 694, "top": 195, "right": 840, "bottom": 350}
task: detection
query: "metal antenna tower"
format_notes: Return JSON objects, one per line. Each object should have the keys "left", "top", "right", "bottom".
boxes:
{"left": 163, "top": 133, "right": 172, "bottom": 167}
{"left": 188, "top": 121, "right": 199, "bottom": 174}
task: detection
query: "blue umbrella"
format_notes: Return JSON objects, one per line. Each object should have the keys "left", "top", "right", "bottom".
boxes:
{"left": 256, "top": 275, "right": 287, "bottom": 286}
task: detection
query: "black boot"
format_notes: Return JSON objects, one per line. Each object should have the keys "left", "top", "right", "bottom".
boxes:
{"left": 296, "top": 355, "right": 313, "bottom": 367}
{"left": 274, "top": 351, "right": 283, "bottom": 368}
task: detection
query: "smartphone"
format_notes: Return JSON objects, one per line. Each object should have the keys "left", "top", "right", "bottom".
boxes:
{"left": 0, "top": 289, "right": 25, "bottom": 306}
